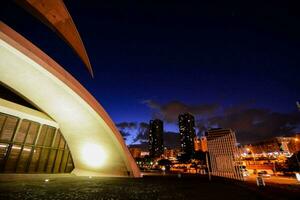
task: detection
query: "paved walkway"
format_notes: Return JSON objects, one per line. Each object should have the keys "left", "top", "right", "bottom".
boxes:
{"left": 0, "top": 174, "right": 299, "bottom": 200}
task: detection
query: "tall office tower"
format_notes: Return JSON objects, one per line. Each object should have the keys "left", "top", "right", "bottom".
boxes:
{"left": 178, "top": 113, "right": 196, "bottom": 157}
{"left": 148, "top": 119, "right": 164, "bottom": 158}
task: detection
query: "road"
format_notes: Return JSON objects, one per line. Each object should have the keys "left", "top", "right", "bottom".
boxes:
{"left": 245, "top": 175, "right": 300, "bottom": 185}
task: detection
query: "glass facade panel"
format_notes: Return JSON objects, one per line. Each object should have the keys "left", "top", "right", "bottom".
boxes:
{"left": 36, "top": 126, "right": 47, "bottom": 146}
{"left": 65, "top": 153, "right": 74, "bottom": 173}
{"left": 0, "top": 112, "right": 74, "bottom": 174}
{"left": 0, "top": 114, "right": 6, "bottom": 132}
{"left": 53, "top": 150, "right": 63, "bottom": 173}
{"left": 0, "top": 116, "right": 18, "bottom": 142}
{"left": 46, "top": 149, "right": 56, "bottom": 173}
{"left": 59, "top": 136, "right": 65, "bottom": 149}
{"left": 44, "top": 127, "right": 55, "bottom": 147}
{"left": 25, "top": 122, "right": 39, "bottom": 145}
{"left": 28, "top": 147, "right": 41, "bottom": 172}
{"left": 60, "top": 149, "right": 69, "bottom": 172}
{"left": 53, "top": 131, "right": 61, "bottom": 148}
{"left": 4, "top": 145, "right": 21, "bottom": 172}
{"left": 16, "top": 146, "right": 32, "bottom": 172}
{"left": 37, "top": 148, "right": 50, "bottom": 172}
{"left": 0, "top": 143, "right": 9, "bottom": 169}
{"left": 14, "top": 120, "right": 30, "bottom": 143}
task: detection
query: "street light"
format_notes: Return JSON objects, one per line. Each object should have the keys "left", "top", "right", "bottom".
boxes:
{"left": 246, "top": 147, "right": 256, "bottom": 161}
{"left": 294, "top": 138, "right": 300, "bottom": 172}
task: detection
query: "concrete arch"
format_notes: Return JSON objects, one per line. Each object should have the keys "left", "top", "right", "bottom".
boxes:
{"left": 0, "top": 22, "right": 140, "bottom": 177}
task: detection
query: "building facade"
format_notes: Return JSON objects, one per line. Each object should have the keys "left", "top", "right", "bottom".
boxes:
{"left": 194, "top": 136, "right": 207, "bottom": 152}
{"left": 0, "top": 21, "right": 140, "bottom": 177}
{"left": 128, "top": 147, "right": 142, "bottom": 159}
{"left": 148, "top": 119, "right": 164, "bottom": 158}
{"left": 178, "top": 113, "right": 196, "bottom": 156}
{"left": 0, "top": 101, "right": 73, "bottom": 173}
{"left": 243, "top": 136, "right": 300, "bottom": 155}
{"left": 207, "top": 128, "right": 243, "bottom": 181}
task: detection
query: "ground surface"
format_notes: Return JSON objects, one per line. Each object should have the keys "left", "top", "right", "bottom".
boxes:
{"left": 0, "top": 174, "right": 299, "bottom": 200}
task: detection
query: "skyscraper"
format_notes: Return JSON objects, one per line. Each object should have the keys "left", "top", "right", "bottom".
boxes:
{"left": 148, "top": 119, "right": 164, "bottom": 158}
{"left": 178, "top": 113, "right": 196, "bottom": 157}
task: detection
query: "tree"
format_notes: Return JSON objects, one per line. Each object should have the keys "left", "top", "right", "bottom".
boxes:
{"left": 177, "top": 153, "right": 192, "bottom": 163}
{"left": 286, "top": 151, "right": 300, "bottom": 172}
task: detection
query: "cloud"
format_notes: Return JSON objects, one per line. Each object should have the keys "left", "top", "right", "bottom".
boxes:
{"left": 133, "top": 122, "right": 149, "bottom": 143}
{"left": 116, "top": 120, "right": 181, "bottom": 148}
{"left": 116, "top": 122, "right": 137, "bottom": 129}
{"left": 116, "top": 122, "right": 149, "bottom": 143}
{"left": 116, "top": 122, "right": 138, "bottom": 141}
{"left": 143, "top": 100, "right": 219, "bottom": 123}
{"left": 206, "top": 108, "right": 300, "bottom": 144}
{"left": 143, "top": 100, "right": 300, "bottom": 144}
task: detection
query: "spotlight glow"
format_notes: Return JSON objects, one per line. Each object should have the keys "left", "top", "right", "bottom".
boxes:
{"left": 82, "top": 144, "right": 107, "bottom": 167}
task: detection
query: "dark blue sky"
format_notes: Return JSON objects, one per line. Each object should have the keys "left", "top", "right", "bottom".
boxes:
{"left": 1, "top": 1, "right": 299, "bottom": 144}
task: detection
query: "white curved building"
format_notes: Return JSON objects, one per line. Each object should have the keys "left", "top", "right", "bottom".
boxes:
{"left": 0, "top": 22, "right": 140, "bottom": 177}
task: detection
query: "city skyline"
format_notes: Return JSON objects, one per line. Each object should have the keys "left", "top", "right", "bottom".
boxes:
{"left": 1, "top": 1, "right": 298, "bottom": 145}
{"left": 1, "top": 1, "right": 300, "bottom": 199}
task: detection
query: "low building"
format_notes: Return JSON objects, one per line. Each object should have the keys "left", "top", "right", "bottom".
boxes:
{"left": 163, "top": 148, "right": 180, "bottom": 159}
{"left": 243, "top": 136, "right": 299, "bottom": 155}
{"left": 129, "top": 147, "right": 142, "bottom": 159}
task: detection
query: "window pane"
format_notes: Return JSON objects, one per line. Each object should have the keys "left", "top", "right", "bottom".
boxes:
{"left": 0, "top": 143, "right": 9, "bottom": 170}
{"left": 14, "top": 120, "right": 30, "bottom": 143}
{"left": 28, "top": 148, "right": 41, "bottom": 172}
{"left": 46, "top": 149, "right": 57, "bottom": 173}
{"left": 53, "top": 150, "right": 63, "bottom": 173}
{"left": 59, "top": 136, "right": 65, "bottom": 149}
{"left": 36, "top": 126, "right": 47, "bottom": 146}
{"left": 53, "top": 131, "right": 61, "bottom": 148}
{"left": 4, "top": 145, "right": 21, "bottom": 172}
{"left": 65, "top": 153, "right": 74, "bottom": 173}
{"left": 0, "top": 116, "right": 18, "bottom": 142}
{"left": 25, "top": 122, "right": 39, "bottom": 145}
{"left": 0, "top": 114, "right": 6, "bottom": 132}
{"left": 16, "top": 146, "right": 32, "bottom": 172}
{"left": 60, "top": 150, "right": 69, "bottom": 172}
{"left": 44, "top": 127, "right": 55, "bottom": 147}
{"left": 37, "top": 148, "right": 50, "bottom": 172}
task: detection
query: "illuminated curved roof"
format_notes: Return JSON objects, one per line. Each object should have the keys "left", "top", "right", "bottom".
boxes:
{"left": 16, "top": 0, "right": 93, "bottom": 77}
{"left": 0, "top": 21, "right": 140, "bottom": 177}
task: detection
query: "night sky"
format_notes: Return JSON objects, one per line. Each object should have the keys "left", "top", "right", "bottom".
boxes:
{"left": 1, "top": 1, "right": 299, "bottom": 145}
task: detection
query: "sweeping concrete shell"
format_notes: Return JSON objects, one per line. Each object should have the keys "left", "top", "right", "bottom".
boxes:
{"left": 0, "top": 22, "right": 140, "bottom": 177}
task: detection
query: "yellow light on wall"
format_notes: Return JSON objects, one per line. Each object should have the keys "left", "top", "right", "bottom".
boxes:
{"left": 82, "top": 144, "right": 107, "bottom": 167}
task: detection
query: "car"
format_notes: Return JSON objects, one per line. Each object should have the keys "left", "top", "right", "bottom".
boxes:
{"left": 242, "top": 170, "right": 250, "bottom": 177}
{"left": 258, "top": 171, "right": 271, "bottom": 178}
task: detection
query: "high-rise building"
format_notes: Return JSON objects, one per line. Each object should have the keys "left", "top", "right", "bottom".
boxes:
{"left": 178, "top": 113, "right": 196, "bottom": 156}
{"left": 149, "top": 119, "right": 164, "bottom": 158}
{"left": 194, "top": 136, "right": 208, "bottom": 152}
